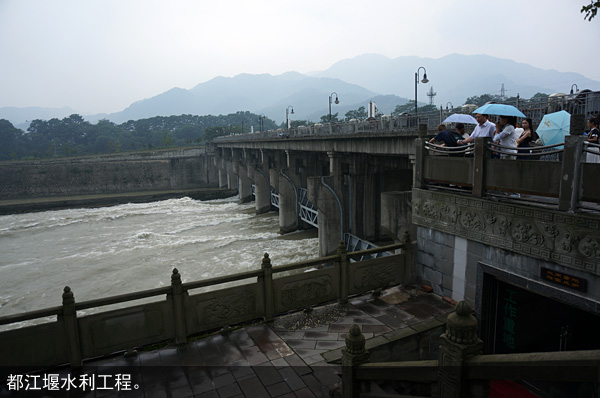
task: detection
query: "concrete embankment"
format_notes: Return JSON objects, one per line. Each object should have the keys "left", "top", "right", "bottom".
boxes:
{"left": 0, "top": 188, "right": 238, "bottom": 215}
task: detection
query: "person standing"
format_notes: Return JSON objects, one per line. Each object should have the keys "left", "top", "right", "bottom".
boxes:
{"left": 493, "top": 115, "right": 519, "bottom": 159}
{"left": 516, "top": 118, "right": 538, "bottom": 160}
{"left": 586, "top": 116, "right": 600, "bottom": 163}
{"left": 457, "top": 114, "right": 496, "bottom": 145}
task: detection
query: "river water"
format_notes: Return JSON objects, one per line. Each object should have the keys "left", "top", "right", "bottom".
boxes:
{"left": 0, "top": 197, "right": 318, "bottom": 327}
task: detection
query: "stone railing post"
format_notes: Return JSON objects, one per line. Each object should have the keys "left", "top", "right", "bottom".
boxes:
{"left": 438, "top": 301, "right": 487, "bottom": 398}
{"left": 473, "top": 137, "right": 491, "bottom": 198}
{"left": 413, "top": 138, "right": 427, "bottom": 189}
{"left": 171, "top": 268, "right": 187, "bottom": 344}
{"left": 558, "top": 134, "right": 586, "bottom": 212}
{"left": 418, "top": 123, "right": 428, "bottom": 138}
{"left": 400, "top": 230, "right": 413, "bottom": 283}
{"left": 261, "top": 253, "right": 274, "bottom": 321}
{"left": 337, "top": 240, "right": 349, "bottom": 304}
{"left": 341, "top": 324, "right": 370, "bottom": 398}
{"left": 61, "top": 286, "right": 82, "bottom": 368}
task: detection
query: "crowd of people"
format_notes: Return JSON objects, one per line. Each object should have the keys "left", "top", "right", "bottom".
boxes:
{"left": 429, "top": 113, "right": 600, "bottom": 162}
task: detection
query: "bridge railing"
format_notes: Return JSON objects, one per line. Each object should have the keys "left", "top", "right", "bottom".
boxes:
{"left": 415, "top": 134, "right": 600, "bottom": 212}
{"left": 0, "top": 238, "right": 410, "bottom": 372}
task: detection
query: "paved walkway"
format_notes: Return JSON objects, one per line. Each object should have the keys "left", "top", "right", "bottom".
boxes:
{"left": 3, "top": 286, "right": 454, "bottom": 398}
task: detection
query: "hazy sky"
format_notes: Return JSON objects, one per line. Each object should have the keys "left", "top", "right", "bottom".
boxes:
{"left": 1, "top": 0, "right": 599, "bottom": 114}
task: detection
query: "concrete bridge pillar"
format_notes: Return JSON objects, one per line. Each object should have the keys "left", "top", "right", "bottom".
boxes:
{"left": 218, "top": 168, "right": 227, "bottom": 188}
{"left": 225, "top": 160, "right": 235, "bottom": 190}
{"left": 233, "top": 160, "right": 252, "bottom": 203}
{"left": 348, "top": 158, "right": 377, "bottom": 241}
{"left": 278, "top": 168, "right": 300, "bottom": 233}
{"left": 308, "top": 175, "right": 344, "bottom": 257}
{"left": 206, "top": 156, "right": 218, "bottom": 186}
{"left": 253, "top": 165, "right": 271, "bottom": 214}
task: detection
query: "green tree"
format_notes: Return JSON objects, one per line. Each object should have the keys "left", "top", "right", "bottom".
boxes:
{"left": 464, "top": 94, "right": 500, "bottom": 106}
{"left": 530, "top": 92, "right": 549, "bottom": 102}
{"left": 319, "top": 113, "right": 339, "bottom": 123}
{"left": 582, "top": 1, "right": 600, "bottom": 20}
{"left": 0, "top": 119, "right": 24, "bottom": 160}
{"left": 203, "top": 126, "right": 228, "bottom": 142}
{"left": 344, "top": 106, "right": 367, "bottom": 121}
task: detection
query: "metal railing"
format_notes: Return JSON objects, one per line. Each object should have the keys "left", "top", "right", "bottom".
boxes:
{"left": 270, "top": 189, "right": 279, "bottom": 208}
{"left": 298, "top": 187, "right": 318, "bottom": 227}
{"left": 417, "top": 135, "right": 600, "bottom": 212}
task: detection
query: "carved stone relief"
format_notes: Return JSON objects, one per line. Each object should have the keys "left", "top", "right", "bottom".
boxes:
{"left": 412, "top": 189, "right": 600, "bottom": 275}
{"left": 201, "top": 290, "right": 256, "bottom": 324}
{"left": 281, "top": 276, "right": 332, "bottom": 307}
{"left": 353, "top": 262, "right": 396, "bottom": 290}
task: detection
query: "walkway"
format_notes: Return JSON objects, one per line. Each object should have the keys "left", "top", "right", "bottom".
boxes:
{"left": 3, "top": 286, "right": 454, "bottom": 397}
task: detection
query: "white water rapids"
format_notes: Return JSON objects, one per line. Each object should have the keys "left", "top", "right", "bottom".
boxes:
{"left": 0, "top": 197, "right": 319, "bottom": 329}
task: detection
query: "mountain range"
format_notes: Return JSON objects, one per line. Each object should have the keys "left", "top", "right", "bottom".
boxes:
{"left": 2, "top": 53, "right": 599, "bottom": 128}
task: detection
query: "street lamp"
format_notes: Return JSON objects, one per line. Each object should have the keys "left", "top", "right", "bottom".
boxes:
{"left": 446, "top": 102, "right": 453, "bottom": 111}
{"left": 258, "top": 114, "right": 266, "bottom": 132}
{"left": 286, "top": 105, "right": 294, "bottom": 129}
{"left": 414, "top": 67, "right": 429, "bottom": 115}
{"left": 570, "top": 84, "right": 579, "bottom": 95}
{"left": 329, "top": 92, "right": 339, "bottom": 123}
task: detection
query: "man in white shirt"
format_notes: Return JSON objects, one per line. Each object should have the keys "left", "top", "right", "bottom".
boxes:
{"left": 457, "top": 114, "right": 496, "bottom": 145}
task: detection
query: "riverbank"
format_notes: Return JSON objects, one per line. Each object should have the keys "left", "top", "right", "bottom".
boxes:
{"left": 0, "top": 188, "right": 238, "bottom": 215}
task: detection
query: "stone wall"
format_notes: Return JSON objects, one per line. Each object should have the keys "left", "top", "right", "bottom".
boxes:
{"left": 415, "top": 227, "right": 600, "bottom": 315}
{"left": 412, "top": 188, "right": 600, "bottom": 314}
{"left": 0, "top": 148, "right": 216, "bottom": 200}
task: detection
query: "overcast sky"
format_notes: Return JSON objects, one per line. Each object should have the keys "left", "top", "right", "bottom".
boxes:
{"left": 1, "top": 0, "right": 599, "bottom": 114}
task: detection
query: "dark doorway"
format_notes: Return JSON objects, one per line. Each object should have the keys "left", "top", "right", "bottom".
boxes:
{"left": 481, "top": 274, "right": 600, "bottom": 355}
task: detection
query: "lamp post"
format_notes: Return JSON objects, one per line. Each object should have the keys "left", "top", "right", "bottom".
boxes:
{"left": 286, "top": 106, "right": 294, "bottom": 129}
{"left": 570, "top": 84, "right": 579, "bottom": 95}
{"left": 329, "top": 92, "right": 339, "bottom": 123}
{"left": 258, "top": 114, "right": 265, "bottom": 132}
{"left": 414, "top": 67, "right": 429, "bottom": 116}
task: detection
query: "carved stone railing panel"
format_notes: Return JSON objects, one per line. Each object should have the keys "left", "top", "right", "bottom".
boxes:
{"left": 0, "top": 322, "right": 68, "bottom": 367}
{"left": 78, "top": 301, "right": 173, "bottom": 358}
{"left": 348, "top": 255, "right": 404, "bottom": 295}
{"left": 412, "top": 188, "right": 600, "bottom": 276}
{"left": 187, "top": 284, "right": 262, "bottom": 334}
{"left": 273, "top": 268, "right": 338, "bottom": 314}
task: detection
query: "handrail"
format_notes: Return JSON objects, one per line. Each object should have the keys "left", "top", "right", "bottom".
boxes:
{"left": 424, "top": 142, "right": 474, "bottom": 155}
{"left": 75, "top": 286, "right": 172, "bottom": 311}
{"left": 0, "top": 306, "right": 64, "bottom": 326}
{"left": 583, "top": 141, "right": 600, "bottom": 154}
{"left": 347, "top": 242, "right": 404, "bottom": 258}
{"left": 181, "top": 269, "right": 263, "bottom": 290}
{"left": 272, "top": 254, "right": 339, "bottom": 273}
{"left": 487, "top": 141, "right": 565, "bottom": 157}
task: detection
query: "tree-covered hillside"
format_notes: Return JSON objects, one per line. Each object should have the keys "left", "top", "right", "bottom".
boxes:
{"left": 0, "top": 112, "right": 277, "bottom": 161}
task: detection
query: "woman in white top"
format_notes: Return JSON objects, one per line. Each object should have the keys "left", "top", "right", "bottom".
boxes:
{"left": 493, "top": 115, "right": 518, "bottom": 159}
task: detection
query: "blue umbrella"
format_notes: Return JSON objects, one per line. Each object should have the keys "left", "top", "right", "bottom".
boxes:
{"left": 472, "top": 103, "right": 526, "bottom": 118}
{"left": 443, "top": 113, "right": 478, "bottom": 124}
{"left": 536, "top": 110, "right": 570, "bottom": 148}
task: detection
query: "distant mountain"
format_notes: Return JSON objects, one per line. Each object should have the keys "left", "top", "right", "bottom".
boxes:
{"left": 313, "top": 53, "right": 600, "bottom": 109}
{"left": 106, "top": 73, "right": 381, "bottom": 124}
{"left": 0, "top": 106, "right": 78, "bottom": 130}
{"left": 2, "top": 53, "right": 599, "bottom": 127}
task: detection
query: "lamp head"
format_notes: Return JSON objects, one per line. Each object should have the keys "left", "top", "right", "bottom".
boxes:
{"left": 421, "top": 73, "right": 429, "bottom": 84}
{"left": 291, "top": 109, "right": 294, "bottom": 114}
{"left": 334, "top": 97, "right": 339, "bottom": 105}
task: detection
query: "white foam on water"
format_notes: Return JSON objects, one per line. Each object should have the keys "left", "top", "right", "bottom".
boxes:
{"left": 0, "top": 197, "right": 319, "bottom": 329}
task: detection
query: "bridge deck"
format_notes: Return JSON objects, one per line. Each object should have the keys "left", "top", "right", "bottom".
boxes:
{"left": 16, "top": 286, "right": 453, "bottom": 397}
